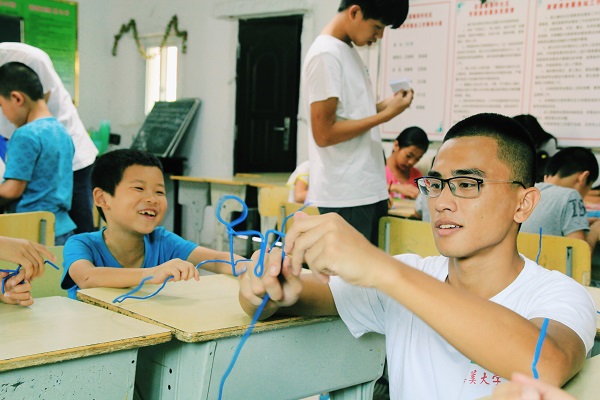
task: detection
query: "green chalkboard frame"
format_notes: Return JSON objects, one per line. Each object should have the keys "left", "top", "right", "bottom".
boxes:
{"left": 0, "top": 0, "right": 78, "bottom": 104}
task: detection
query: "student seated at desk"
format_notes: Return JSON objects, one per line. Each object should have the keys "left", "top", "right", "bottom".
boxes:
{"left": 61, "top": 149, "right": 245, "bottom": 299}
{"left": 521, "top": 147, "right": 600, "bottom": 251}
{"left": 0, "top": 235, "right": 54, "bottom": 306}
{"left": 0, "top": 62, "right": 76, "bottom": 245}
{"left": 239, "top": 113, "right": 596, "bottom": 399}
{"left": 286, "top": 160, "right": 309, "bottom": 203}
{"left": 386, "top": 126, "right": 429, "bottom": 200}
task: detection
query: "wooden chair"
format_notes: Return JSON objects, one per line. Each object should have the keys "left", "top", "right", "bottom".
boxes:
{"left": 517, "top": 232, "right": 591, "bottom": 285}
{"left": 0, "top": 211, "right": 55, "bottom": 245}
{"left": 378, "top": 217, "right": 591, "bottom": 285}
{"left": 0, "top": 246, "right": 67, "bottom": 298}
{"left": 278, "top": 202, "right": 320, "bottom": 233}
{"left": 378, "top": 216, "right": 438, "bottom": 257}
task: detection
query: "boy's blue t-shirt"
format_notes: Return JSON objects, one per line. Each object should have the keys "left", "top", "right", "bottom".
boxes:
{"left": 4, "top": 117, "right": 75, "bottom": 236}
{"left": 61, "top": 226, "right": 198, "bottom": 299}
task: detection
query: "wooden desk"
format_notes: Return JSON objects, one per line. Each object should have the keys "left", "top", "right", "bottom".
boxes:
{"left": 0, "top": 297, "right": 170, "bottom": 398}
{"left": 563, "top": 354, "right": 600, "bottom": 398}
{"left": 78, "top": 275, "right": 385, "bottom": 400}
{"left": 171, "top": 173, "right": 289, "bottom": 253}
{"left": 388, "top": 198, "right": 417, "bottom": 219}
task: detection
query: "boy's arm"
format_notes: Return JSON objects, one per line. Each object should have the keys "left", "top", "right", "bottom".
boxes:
{"left": 311, "top": 90, "right": 413, "bottom": 147}
{"left": 0, "top": 179, "right": 26, "bottom": 205}
{"left": 68, "top": 258, "right": 199, "bottom": 289}
{"left": 284, "top": 213, "right": 588, "bottom": 387}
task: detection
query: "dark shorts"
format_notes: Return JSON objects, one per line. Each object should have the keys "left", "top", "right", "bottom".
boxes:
{"left": 318, "top": 199, "right": 389, "bottom": 245}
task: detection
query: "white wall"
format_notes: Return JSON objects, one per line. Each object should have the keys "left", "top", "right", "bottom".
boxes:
{"left": 75, "top": 0, "right": 341, "bottom": 177}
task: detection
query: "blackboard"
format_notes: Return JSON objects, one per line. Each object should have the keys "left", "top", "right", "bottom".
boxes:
{"left": 131, "top": 98, "right": 201, "bottom": 158}
{"left": 0, "top": 15, "right": 22, "bottom": 42}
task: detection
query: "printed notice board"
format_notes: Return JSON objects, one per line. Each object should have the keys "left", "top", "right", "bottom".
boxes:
{"left": 131, "top": 99, "right": 201, "bottom": 158}
{"left": 379, "top": 0, "right": 600, "bottom": 147}
{"left": 0, "top": 0, "right": 78, "bottom": 103}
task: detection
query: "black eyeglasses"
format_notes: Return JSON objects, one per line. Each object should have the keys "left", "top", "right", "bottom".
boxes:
{"left": 414, "top": 176, "right": 526, "bottom": 199}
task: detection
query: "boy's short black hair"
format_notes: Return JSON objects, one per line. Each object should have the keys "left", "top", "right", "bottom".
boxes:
{"left": 443, "top": 113, "right": 537, "bottom": 188}
{"left": 395, "top": 126, "right": 430, "bottom": 153}
{"left": 0, "top": 61, "right": 44, "bottom": 100}
{"left": 338, "top": 0, "right": 409, "bottom": 29}
{"left": 545, "top": 147, "right": 599, "bottom": 185}
{"left": 92, "top": 149, "right": 163, "bottom": 220}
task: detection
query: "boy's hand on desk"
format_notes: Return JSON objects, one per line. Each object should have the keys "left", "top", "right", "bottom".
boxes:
{"left": 284, "top": 212, "right": 388, "bottom": 288}
{"left": 1, "top": 269, "right": 33, "bottom": 306}
{"left": 238, "top": 248, "right": 303, "bottom": 318}
{"left": 0, "top": 236, "right": 54, "bottom": 280}
{"left": 145, "top": 259, "right": 200, "bottom": 284}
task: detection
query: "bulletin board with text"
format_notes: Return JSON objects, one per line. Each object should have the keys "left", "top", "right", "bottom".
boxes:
{"left": 0, "top": 0, "right": 78, "bottom": 103}
{"left": 379, "top": 0, "right": 600, "bottom": 147}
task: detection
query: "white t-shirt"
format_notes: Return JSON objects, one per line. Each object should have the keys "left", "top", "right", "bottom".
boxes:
{"left": 302, "top": 35, "right": 388, "bottom": 208}
{"left": 0, "top": 42, "right": 98, "bottom": 171}
{"left": 329, "top": 254, "right": 596, "bottom": 400}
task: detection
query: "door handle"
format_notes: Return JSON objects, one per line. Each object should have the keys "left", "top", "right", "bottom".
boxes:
{"left": 274, "top": 117, "right": 291, "bottom": 151}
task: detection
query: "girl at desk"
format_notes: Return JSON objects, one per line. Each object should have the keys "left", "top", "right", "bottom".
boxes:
{"left": 386, "top": 126, "right": 429, "bottom": 200}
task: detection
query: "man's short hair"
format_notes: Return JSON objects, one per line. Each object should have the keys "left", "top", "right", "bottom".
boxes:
{"left": 0, "top": 61, "right": 44, "bottom": 101}
{"left": 338, "top": 0, "right": 409, "bottom": 29}
{"left": 443, "top": 113, "right": 537, "bottom": 187}
{"left": 545, "top": 147, "right": 599, "bottom": 185}
{"left": 92, "top": 149, "right": 163, "bottom": 220}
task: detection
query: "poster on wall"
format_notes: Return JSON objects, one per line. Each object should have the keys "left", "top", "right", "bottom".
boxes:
{"left": 379, "top": 0, "right": 600, "bottom": 147}
{"left": 0, "top": 0, "right": 78, "bottom": 103}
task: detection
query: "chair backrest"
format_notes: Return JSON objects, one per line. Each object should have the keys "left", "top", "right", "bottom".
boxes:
{"left": 378, "top": 216, "right": 439, "bottom": 257}
{"left": 377, "top": 217, "right": 591, "bottom": 285}
{"left": 278, "top": 202, "right": 320, "bottom": 233}
{"left": 517, "top": 232, "right": 591, "bottom": 285}
{"left": 0, "top": 211, "right": 55, "bottom": 246}
{"left": 257, "top": 186, "right": 289, "bottom": 218}
{"left": 0, "top": 246, "right": 67, "bottom": 298}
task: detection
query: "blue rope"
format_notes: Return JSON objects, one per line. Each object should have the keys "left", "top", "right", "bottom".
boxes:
{"left": 217, "top": 197, "right": 305, "bottom": 400}
{"left": 531, "top": 317, "right": 549, "bottom": 379}
{"left": 535, "top": 227, "right": 542, "bottom": 264}
{"left": 1, "top": 260, "right": 59, "bottom": 294}
{"left": 217, "top": 294, "right": 270, "bottom": 400}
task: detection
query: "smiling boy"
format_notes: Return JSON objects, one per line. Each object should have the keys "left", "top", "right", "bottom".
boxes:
{"left": 239, "top": 113, "right": 596, "bottom": 399}
{"left": 61, "top": 149, "right": 243, "bottom": 299}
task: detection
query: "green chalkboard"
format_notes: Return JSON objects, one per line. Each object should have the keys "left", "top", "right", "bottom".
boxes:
{"left": 131, "top": 98, "right": 201, "bottom": 158}
{"left": 0, "top": 0, "right": 78, "bottom": 103}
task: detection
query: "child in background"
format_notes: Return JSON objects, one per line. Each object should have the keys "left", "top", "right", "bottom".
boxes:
{"left": 0, "top": 235, "right": 55, "bottom": 307}
{"left": 61, "top": 149, "right": 245, "bottom": 299}
{"left": 0, "top": 62, "right": 76, "bottom": 245}
{"left": 286, "top": 160, "right": 310, "bottom": 203}
{"left": 386, "top": 126, "right": 429, "bottom": 200}
{"left": 521, "top": 147, "right": 600, "bottom": 251}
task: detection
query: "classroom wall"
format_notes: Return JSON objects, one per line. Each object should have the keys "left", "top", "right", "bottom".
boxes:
{"left": 75, "top": 0, "right": 341, "bottom": 175}
{"left": 73, "top": 0, "right": 600, "bottom": 235}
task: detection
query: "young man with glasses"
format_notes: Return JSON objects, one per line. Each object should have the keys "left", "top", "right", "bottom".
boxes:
{"left": 238, "top": 113, "right": 596, "bottom": 399}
